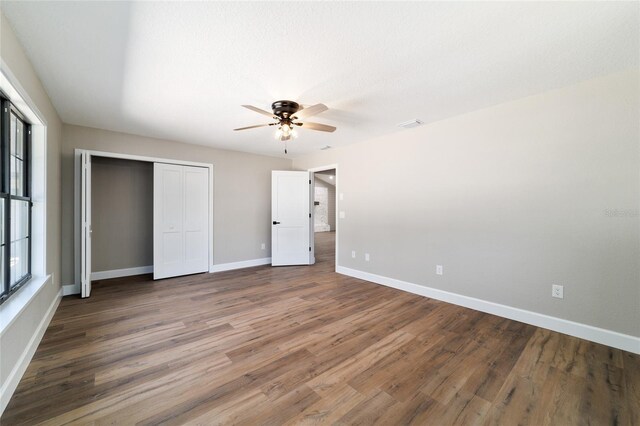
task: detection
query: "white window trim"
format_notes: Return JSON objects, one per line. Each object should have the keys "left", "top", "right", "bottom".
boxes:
{"left": 0, "top": 59, "right": 50, "bottom": 334}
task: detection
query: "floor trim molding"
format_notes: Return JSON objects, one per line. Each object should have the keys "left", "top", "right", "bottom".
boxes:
{"left": 62, "top": 284, "right": 79, "bottom": 296}
{"left": 63, "top": 266, "right": 155, "bottom": 296}
{"left": 210, "top": 257, "right": 272, "bottom": 273}
{"left": 336, "top": 266, "right": 640, "bottom": 354}
{"left": 91, "top": 265, "right": 153, "bottom": 281}
{"left": 63, "top": 260, "right": 273, "bottom": 296}
{"left": 0, "top": 288, "right": 62, "bottom": 414}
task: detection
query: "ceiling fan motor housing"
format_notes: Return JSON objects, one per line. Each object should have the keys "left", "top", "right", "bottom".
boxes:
{"left": 271, "top": 100, "right": 300, "bottom": 119}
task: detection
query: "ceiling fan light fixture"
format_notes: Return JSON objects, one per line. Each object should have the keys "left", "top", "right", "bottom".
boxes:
{"left": 275, "top": 123, "right": 297, "bottom": 141}
{"left": 236, "top": 100, "right": 335, "bottom": 153}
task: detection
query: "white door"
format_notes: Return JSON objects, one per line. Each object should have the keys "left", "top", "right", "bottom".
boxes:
{"left": 80, "top": 151, "right": 92, "bottom": 298}
{"left": 154, "top": 163, "right": 209, "bottom": 279}
{"left": 271, "top": 171, "right": 314, "bottom": 266}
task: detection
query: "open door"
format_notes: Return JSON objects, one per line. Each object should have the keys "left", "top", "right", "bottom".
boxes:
{"left": 271, "top": 171, "right": 314, "bottom": 266}
{"left": 154, "top": 163, "right": 209, "bottom": 279}
{"left": 80, "top": 151, "right": 92, "bottom": 297}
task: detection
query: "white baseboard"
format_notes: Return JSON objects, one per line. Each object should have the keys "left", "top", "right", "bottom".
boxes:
{"left": 62, "top": 266, "right": 154, "bottom": 296}
{"left": 0, "top": 288, "right": 61, "bottom": 414}
{"left": 65, "top": 260, "right": 272, "bottom": 294}
{"left": 91, "top": 265, "right": 153, "bottom": 281}
{"left": 62, "top": 284, "right": 80, "bottom": 296}
{"left": 336, "top": 266, "right": 640, "bottom": 354}
{"left": 210, "top": 257, "right": 272, "bottom": 273}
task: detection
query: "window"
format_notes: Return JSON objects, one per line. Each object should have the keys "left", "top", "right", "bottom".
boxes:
{"left": 0, "top": 95, "right": 32, "bottom": 304}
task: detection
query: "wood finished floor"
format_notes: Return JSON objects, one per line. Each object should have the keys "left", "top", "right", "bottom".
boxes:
{"left": 3, "top": 232, "right": 639, "bottom": 425}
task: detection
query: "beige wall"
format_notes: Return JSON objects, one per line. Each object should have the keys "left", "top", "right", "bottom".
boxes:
{"left": 294, "top": 69, "right": 640, "bottom": 338}
{"left": 61, "top": 124, "right": 292, "bottom": 284}
{"left": 0, "top": 11, "right": 62, "bottom": 404}
{"left": 91, "top": 157, "right": 153, "bottom": 272}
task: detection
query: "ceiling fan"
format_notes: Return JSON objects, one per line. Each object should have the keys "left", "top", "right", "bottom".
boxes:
{"left": 234, "top": 100, "right": 336, "bottom": 153}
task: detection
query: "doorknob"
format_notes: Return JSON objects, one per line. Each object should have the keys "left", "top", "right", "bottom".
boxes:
{"left": 273, "top": 221, "right": 280, "bottom": 225}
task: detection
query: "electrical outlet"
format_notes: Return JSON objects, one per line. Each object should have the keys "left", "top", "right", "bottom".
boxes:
{"left": 365, "top": 253, "right": 370, "bottom": 261}
{"left": 552, "top": 284, "right": 564, "bottom": 299}
{"left": 351, "top": 250, "right": 356, "bottom": 258}
{"left": 261, "top": 243, "right": 266, "bottom": 250}
{"left": 436, "top": 265, "right": 443, "bottom": 275}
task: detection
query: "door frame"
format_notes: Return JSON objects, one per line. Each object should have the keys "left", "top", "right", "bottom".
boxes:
{"left": 308, "top": 164, "right": 339, "bottom": 271}
{"left": 73, "top": 149, "right": 214, "bottom": 293}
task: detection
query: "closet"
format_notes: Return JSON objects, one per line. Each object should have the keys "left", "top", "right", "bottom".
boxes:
{"left": 76, "top": 150, "right": 212, "bottom": 297}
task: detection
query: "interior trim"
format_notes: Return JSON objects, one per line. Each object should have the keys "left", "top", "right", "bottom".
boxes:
{"left": 337, "top": 266, "right": 640, "bottom": 354}
{"left": 91, "top": 265, "right": 154, "bottom": 281}
{"left": 210, "top": 257, "right": 272, "bottom": 273}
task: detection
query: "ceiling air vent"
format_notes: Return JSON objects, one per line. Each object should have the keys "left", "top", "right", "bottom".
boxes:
{"left": 397, "top": 119, "right": 424, "bottom": 129}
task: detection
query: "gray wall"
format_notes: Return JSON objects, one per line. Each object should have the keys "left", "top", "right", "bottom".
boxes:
{"left": 294, "top": 69, "right": 640, "bottom": 338}
{"left": 0, "top": 10, "right": 63, "bottom": 405}
{"left": 61, "top": 124, "right": 292, "bottom": 285}
{"left": 91, "top": 157, "right": 153, "bottom": 272}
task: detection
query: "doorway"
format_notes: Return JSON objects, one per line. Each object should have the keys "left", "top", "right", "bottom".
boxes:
{"left": 91, "top": 157, "right": 153, "bottom": 280}
{"left": 311, "top": 166, "right": 337, "bottom": 271}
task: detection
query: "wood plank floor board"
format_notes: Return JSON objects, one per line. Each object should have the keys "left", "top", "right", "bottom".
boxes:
{"left": 334, "top": 389, "right": 397, "bottom": 426}
{"left": 623, "top": 351, "right": 640, "bottom": 426}
{"left": 282, "top": 384, "right": 367, "bottom": 426}
{"left": 2, "top": 232, "right": 638, "bottom": 425}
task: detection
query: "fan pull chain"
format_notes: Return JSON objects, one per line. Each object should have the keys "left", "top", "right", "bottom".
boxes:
{"left": 284, "top": 140, "right": 288, "bottom": 154}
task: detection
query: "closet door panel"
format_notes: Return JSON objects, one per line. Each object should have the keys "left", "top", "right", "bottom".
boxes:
{"left": 183, "top": 166, "right": 208, "bottom": 273}
{"left": 154, "top": 163, "right": 208, "bottom": 279}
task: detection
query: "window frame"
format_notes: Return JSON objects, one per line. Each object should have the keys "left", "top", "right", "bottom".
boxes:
{"left": 0, "top": 94, "right": 33, "bottom": 304}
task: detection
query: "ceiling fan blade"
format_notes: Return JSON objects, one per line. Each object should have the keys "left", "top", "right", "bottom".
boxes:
{"left": 242, "top": 105, "right": 275, "bottom": 118}
{"left": 293, "top": 103, "right": 328, "bottom": 119}
{"left": 233, "top": 123, "right": 272, "bottom": 131}
{"left": 301, "top": 122, "right": 336, "bottom": 132}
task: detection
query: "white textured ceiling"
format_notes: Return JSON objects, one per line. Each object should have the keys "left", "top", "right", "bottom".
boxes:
{"left": 2, "top": 1, "right": 638, "bottom": 158}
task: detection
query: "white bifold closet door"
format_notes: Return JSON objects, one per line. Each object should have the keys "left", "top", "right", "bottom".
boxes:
{"left": 154, "top": 163, "right": 209, "bottom": 279}
{"left": 80, "top": 151, "right": 92, "bottom": 297}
